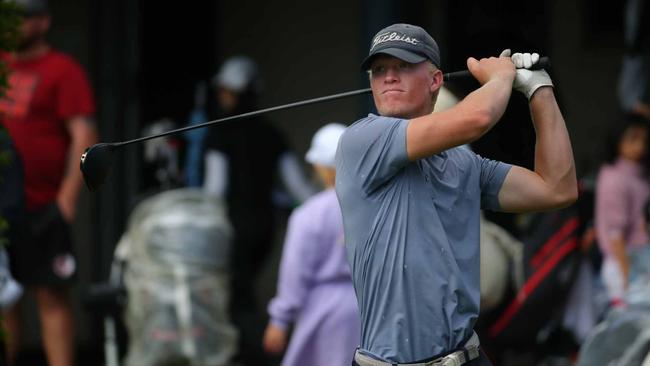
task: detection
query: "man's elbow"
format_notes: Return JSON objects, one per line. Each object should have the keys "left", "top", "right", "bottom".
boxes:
{"left": 553, "top": 185, "right": 579, "bottom": 209}
{"left": 69, "top": 116, "right": 98, "bottom": 144}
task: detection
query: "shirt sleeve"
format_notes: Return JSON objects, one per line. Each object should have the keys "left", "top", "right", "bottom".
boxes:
{"left": 337, "top": 115, "right": 409, "bottom": 195}
{"left": 595, "top": 169, "right": 629, "bottom": 252}
{"left": 267, "top": 204, "right": 321, "bottom": 329}
{"left": 56, "top": 58, "right": 95, "bottom": 120}
{"left": 203, "top": 150, "right": 229, "bottom": 198}
{"left": 278, "top": 152, "right": 317, "bottom": 203}
{"left": 478, "top": 154, "right": 512, "bottom": 211}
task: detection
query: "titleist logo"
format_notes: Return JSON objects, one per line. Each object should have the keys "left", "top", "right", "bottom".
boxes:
{"left": 371, "top": 32, "right": 419, "bottom": 50}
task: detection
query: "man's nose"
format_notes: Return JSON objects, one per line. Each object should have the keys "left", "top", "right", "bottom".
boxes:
{"left": 384, "top": 67, "right": 399, "bottom": 82}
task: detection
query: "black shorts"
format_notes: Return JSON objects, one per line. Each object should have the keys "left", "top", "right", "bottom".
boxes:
{"left": 7, "top": 202, "right": 77, "bottom": 287}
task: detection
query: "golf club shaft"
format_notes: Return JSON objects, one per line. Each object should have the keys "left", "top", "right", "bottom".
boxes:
{"left": 443, "top": 56, "right": 550, "bottom": 81}
{"left": 115, "top": 57, "right": 550, "bottom": 147}
{"left": 117, "top": 88, "right": 372, "bottom": 147}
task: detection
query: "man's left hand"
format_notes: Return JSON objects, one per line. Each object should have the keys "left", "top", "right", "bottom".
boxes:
{"left": 511, "top": 52, "right": 554, "bottom": 100}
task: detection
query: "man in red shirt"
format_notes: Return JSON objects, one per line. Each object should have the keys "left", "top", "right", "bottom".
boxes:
{"left": 0, "top": 1, "right": 97, "bottom": 365}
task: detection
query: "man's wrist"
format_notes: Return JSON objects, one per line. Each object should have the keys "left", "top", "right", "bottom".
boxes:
{"left": 486, "top": 74, "right": 515, "bottom": 91}
{"left": 529, "top": 85, "right": 554, "bottom": 102}
{"left": 493, "top": 71, "right": 516, "bottom": 85}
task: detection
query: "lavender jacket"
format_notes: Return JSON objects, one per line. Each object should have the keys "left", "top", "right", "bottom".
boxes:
{"left": 268, "top": 188, "right": 360, "bottom": 366}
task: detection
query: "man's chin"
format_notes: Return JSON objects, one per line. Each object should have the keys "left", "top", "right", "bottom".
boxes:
{"left": 379, "top": 108, "right": 409, "bottom": 119}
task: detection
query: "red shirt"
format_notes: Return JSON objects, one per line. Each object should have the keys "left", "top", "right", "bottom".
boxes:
{"left": 0, "top": 50, "right": 95, "bottom": 210}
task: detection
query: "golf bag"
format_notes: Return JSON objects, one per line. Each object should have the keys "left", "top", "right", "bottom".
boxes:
{"left": 90, "top": 188, "right": 239, "bottom": 366}
{"left": 477, "top": 203, "right": 584, "bottom": 360}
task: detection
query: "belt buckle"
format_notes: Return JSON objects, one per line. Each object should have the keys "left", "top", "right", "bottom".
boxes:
{"left": 439, "top": 353, "right": 462, "bottom": 366}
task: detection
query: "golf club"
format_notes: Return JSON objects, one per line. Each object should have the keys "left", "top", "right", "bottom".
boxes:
{"left": 80, "top": 57, "right": 550, "bottom": 191}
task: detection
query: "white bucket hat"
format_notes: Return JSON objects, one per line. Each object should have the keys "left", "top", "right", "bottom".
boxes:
{"left": 305, "top": 123, "right": 347, "bottom": 168}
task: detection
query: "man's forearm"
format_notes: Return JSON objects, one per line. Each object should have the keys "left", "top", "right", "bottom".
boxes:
{"left": 467, "top": 75, "right": 514, "bottom": 129}
{"left": 59, "top": 139, "right": 90, "bottom": 204}
{"left": 530, "top": 88, "right": 577, "bottom": 204}
{"left": 407, "top": 75, "right": 514, "bottom": 160}
{"left": 58, "top": 117, "right": 98, "bottom": 220}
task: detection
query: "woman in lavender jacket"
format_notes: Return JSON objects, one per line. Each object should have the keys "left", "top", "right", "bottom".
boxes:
{"left": 263, "top": 123, "right": 360, "bottom": 366}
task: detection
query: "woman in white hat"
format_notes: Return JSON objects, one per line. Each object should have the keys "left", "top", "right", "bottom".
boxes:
{"left": 263, "top": 123, "right": 360, "bottom": 366}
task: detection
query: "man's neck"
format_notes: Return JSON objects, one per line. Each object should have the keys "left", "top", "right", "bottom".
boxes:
{"left": 15, "top": 42, "right": 50, "bottom": 61}
{"left": 381, "top": 105, "right": 434, "bottom": 120}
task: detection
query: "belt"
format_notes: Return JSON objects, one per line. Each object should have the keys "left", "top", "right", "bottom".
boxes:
{"left": 354, "top": 332, "right": 480, "bottom": 366}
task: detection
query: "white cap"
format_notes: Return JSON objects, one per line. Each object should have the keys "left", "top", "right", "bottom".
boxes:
{"left": 212, "top": 55, "right": 262, "bottom": 93}
{"left": 305, "top": 123, "right": 347, "bottom": 168}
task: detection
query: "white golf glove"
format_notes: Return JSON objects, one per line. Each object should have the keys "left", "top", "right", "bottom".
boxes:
{"left": 508, "top": 51, "right": 553, "bottom": 100}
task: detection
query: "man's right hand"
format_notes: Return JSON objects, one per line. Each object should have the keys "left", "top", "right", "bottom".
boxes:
{"left": 466, "top": 49, "right": 516, "bottom": 86}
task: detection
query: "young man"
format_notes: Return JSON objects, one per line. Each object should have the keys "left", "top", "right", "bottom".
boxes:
{"left": 335, "top": 23, "right": 577, "bottom": 366}
{"left": 0, "top": 0, "right": 97, "bottom": 365}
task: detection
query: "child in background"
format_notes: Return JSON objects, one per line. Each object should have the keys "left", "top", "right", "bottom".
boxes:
{"left": 263, "top": 123, "right": 360, "bottom": 366}
{"left": 595, "top": 114, "right": 650, "bottom": 306}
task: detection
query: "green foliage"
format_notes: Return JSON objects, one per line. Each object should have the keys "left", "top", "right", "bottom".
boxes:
{"left": 0, "top": 1, "right": 20, "bottom": 171}
{"left": 0, "top": 131, "right": 11, "bottom": 168}
{"left": 0, "top": 1, "right": 19, "bottom": 341}
{"left": 0, "top": 218, "right": 7, "bottom": 247}
{"left": 0, "top": 1, "right": 20, "bottom": 95}
{"left": 0, "top": 2, "right": 21, "bottom": 247}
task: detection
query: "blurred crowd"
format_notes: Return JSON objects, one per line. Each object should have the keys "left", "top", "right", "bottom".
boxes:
{"left": 1, "top": 0, "right": 650, "bottom": 365}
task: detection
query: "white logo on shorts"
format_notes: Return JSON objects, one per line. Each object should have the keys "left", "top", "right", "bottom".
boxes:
{"left": 52, "top": 254, "right": 76, "bottom": 279}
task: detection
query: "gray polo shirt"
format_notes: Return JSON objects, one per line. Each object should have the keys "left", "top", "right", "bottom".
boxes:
{"left": 335, "top": 114, "right": 511, "bottom": 363}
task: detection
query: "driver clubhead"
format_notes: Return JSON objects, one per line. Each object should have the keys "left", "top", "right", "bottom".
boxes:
{"left": 80, "top": 143, "right": 116, "bottom": 191}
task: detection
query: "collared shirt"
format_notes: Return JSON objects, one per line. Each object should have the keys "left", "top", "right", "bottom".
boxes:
{"left": 595, "top": 158, "right": 650, "bottom": 256}
{"left": 335, "top": 114, "right": 511, "bottom": 363}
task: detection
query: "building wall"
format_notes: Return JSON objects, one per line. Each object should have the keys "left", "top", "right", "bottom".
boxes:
{"left": 217, "top": 0, "right": 363, "bottom": 160}
{"left": 550, "top": 0, "right": 628, "bottom": 177}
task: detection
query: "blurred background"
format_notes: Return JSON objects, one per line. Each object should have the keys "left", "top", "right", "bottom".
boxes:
{"left": 3, "top": 0, "right": 650, "bottom": 365}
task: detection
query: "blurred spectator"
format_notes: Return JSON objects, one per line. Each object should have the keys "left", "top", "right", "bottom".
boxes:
{"left": 141, "top": 118, "right": 182, "bottom": 192}
{"left": 202, "top": 55, "right": 315, "bottom": 366}
{"left": 575, "top": 199, "right": 650, "bottom": 366}
{"left": 595, "top": 114, "right": 650, "bottom": 306}
{"left": 0, "top": 0, "right": 98, "bottom": 365}
{"left": 182, "top": 81, "right": 209, "bottom": 187}
{"left": 617, "top": 0, "right": 650, "bottom": 119}
{"left": 263, "top": 123, "right": 360, "bottom": 366}
{"left": 624, "top": 199, "right": 650, "bottom": 287}
{"left": 0, "top": 128, "right": 24, "bottom": 314}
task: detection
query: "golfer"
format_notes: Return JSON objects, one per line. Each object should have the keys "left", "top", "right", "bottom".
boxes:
{"left": 335, "top": 23, "right": 576, "bottom": 366}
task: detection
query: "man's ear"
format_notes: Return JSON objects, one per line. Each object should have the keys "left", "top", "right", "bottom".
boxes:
{"left": 430, "top": 69, "right": 443, "bottom": 93}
